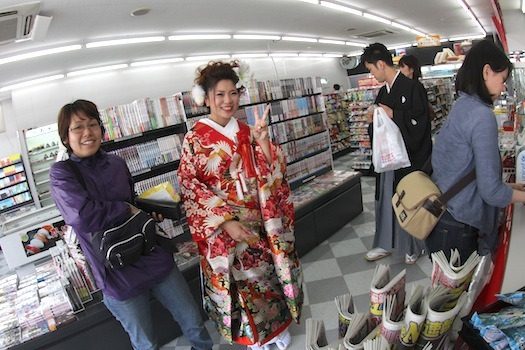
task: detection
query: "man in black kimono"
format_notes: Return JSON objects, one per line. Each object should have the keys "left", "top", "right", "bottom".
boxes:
{"left": 361, "top": 43, "right": 432, "bottom": 264}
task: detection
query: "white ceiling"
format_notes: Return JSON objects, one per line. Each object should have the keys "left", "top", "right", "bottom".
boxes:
{"left": 0, "top": 0, "right": 514, "bottom": 89}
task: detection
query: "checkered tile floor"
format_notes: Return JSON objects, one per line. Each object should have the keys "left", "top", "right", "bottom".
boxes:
{"left": 161, "top": 154, "right": 433, "bottom": 350}
{"left": 0, "top": 153, "right": 432, "bottom": 349}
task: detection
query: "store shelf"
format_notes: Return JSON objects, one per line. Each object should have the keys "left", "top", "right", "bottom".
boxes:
{"left": 131, "top": 160, "right": 180, "bottom": 183}
{"left": 269, "top": 111, "right": 323, "bottom": 125}
{"left": 33, "top": 167, "right": 51, "bottom": 175}
{"left": 35, "top": 179, "right": 50, "bottom": 186}
{"left": 287, "top": 147, "right": 330, "bottom": 166}
{"left": 28, "top": 145, "right": 59, "bottom": 156}
{"left": 100, "top": 123, "right": 186, "bottom": 152}
{"left": 279, "top": 129, "right": 328, "bottom": 145}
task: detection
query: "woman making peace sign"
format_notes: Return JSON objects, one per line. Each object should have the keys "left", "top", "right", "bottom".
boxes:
{"left": 177, "top": 61, "right": 303, "bottom": 350}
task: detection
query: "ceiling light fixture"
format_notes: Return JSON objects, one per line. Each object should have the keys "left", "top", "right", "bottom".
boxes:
{"left": 233, "top": 34, "right": 281, "bottom": 40}
{"left": 281, "top": 36, "right": 318, "bottom": 43}
{"left": 186, "top": 55, "right": 231, "bottom": 61}
{"left": 391, "top": 22, "right": 412, "bottom": 32}
{"left": 0, "top": 45, "right": 82, "bottom": 65}
{"left": 323, "top": 53, "right": 343, "bottom": 58}
{"left": 168, "top": 34, "right": 231, "bottom": 40}
{"left": 67, "top": 64, "right": 128, "bottom": 77}
{"left": 297, "top": 0, "right": 319, "bottom": 4}
{"left": 346, "top": 41, "right": 367, "bottom": 48}
{"left": 319, "top": 2, "right": 363, "bottom": 16}
{"left": 298, "top": 53, "right": 323, "bottom": 57}
{"left": 410, "top": 29, "right": 426, "bottom": 36}
{"left": 319, "top": 39, "right": 346, "bottom": 45}
{"left": 387, "top": 44, "right": 412, "bottom": 50}
{"left": 522, "top": 0, "right": 525, "bottom": 13}
{"left": 449, "top": 34, "right": 486, "bottom": 41}
{"left": 232, "top": 53, "right": 269, "bottom": 58}
{"left": 455, "top": 0, "right": 486, "bottom": 35}
{"left": 269, "top": 53, "right": 299, "bottom": 57}
{"left": 130, "top": 58, "right": 184, "bottom": 67}
{"left": 86, "top": 36, "right": 165, "bottom": 48}
{"left": 347, "top": 51, "right": 362, "bottom": 57}
{"left": 0, "top": 74, "right": 65, "bottom": 92}
{"left": 440, "top": 38, "right": 450, "bottom": 42}
{"left": 363, "top": 13, "right": 391, "bottom": 25}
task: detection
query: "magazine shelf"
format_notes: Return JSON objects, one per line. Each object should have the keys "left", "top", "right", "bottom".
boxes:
{"left": 0, "top": 154, "right": 33, "bottom": 214}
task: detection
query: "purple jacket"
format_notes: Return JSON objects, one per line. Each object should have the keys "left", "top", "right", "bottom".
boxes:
{"left": 50, "top": 150, "right": 174, "bottom": 300}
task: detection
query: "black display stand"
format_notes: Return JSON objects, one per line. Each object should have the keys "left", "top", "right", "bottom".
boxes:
{"left": 10, "top": 264, "right": 204, "bottom": 350}
{"left": 294, "top": 172, "right": 362, "bottom": 257}
{"left": 10, "top": 173, "right": 363, "bottom": 349}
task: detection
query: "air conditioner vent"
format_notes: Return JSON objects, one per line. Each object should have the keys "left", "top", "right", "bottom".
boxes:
{"left": 358, "top": 29, "right": 396, "bottom": 39}
{"left": 0, "top": 1, "right": 41, "bottom": 45}
{"left": 0, "top": 10, "right": 18, "bottom": 17}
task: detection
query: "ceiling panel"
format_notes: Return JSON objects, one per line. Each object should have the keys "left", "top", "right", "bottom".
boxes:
{"left": 0, "top": 0, "right": 497, "bottom": 88}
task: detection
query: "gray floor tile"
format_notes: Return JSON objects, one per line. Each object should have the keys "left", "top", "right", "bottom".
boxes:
{"left": 326, "top": 226, "right": 358, "bottom": 243}
{"left": 300, "top": 243, "right": 335, "bottom": 264}
{"left": 336, "top": 253, "right": 377, "bottom": 276}
{"left": 303, "top": 258, "right": 343, "bottom": 283}
{"left": 305, "top": 276, "right": 351, "bottom": 305}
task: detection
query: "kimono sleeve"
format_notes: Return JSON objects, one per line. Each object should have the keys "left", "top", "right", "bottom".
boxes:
{"left": 177, "top": 133, "right": 235, "bottom": 241}
{"left": 392, "top": 80, "right": 431, "bottom": 156}
{"left": 254, "top": 141, "right": 295, "bottom": 224}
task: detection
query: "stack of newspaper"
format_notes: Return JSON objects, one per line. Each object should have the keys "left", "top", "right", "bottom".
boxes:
{"left": 343, "top": 312, "right": 380, "bottom": 349}
{"left": 335, "top": 293, "right": 356, "bottom": 338}
{"left": 305, "top": 318, "right": 345, "bottom": 350}
{"left": 369, "top": 265, "right": 406, "bottom": 327}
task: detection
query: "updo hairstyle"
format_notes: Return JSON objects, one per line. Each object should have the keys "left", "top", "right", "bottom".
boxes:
{"left": 195, "top": 60, "right": 241, "bottom": 95}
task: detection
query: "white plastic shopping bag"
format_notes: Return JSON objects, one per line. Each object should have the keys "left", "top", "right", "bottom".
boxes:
{"left": 372, "top": 107, "right": 411, "bottom": 172}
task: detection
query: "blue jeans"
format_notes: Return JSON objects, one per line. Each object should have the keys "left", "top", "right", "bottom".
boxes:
{"left": 425, "top": 210, "right": 479, "bottom": 261}
{"left": 103, "top": 267, "right": 213, "bottom": 350}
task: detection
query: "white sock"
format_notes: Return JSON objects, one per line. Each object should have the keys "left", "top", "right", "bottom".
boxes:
{"left": 275, "top": 329, "right": 291, "bottom": 350}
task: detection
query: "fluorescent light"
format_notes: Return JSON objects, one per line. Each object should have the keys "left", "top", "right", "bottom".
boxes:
{"left": 449, "top": 34, "right": 486, "bottom": 41}
{"left": 232, "top": 53, "right": 269, "bottom": 58}
{"left": 233, "top": 34, "right": 281, "bottom": 40}
{"left": 281, "top": 36, "right": 318, "bottom": 43}
{"left": 348, "top": 51, "right": 362, "bottom": 57}
{"left": 323, "top": 53, "right": 343, "bottom": 58}
{"left": 522, "top": 0, "right": 525, "bottom": 13}
{"left": 0, "top": 74, "right": 65, "bottom": 92}
{"left": 297, "top": 0, "right": 319, "bottom": 4}
{"left": 0, "top": 45, "right": 82, "bottom": 65}
{"left": 319, "top": 2, "right": 363, "bottom": 16}
{"left": 86, "top": 36, "right": 165, "bottom": 48}
{"left": 67, "top": 64, "right": 128, "bottom": 77}
{"left": 430, "top": 64, "right": 456, "bottom": 71}
{"left": 346, "top": 41, "right": 367, "bottom": 48}
{"left": 411, "top": 29, "right": 426, "bottom": 36}
{"left": 319, "top": 39, "right": 346, "bottom": 45}
{"left": 363, "top": 13, "right": 391, "bottom": 25}
{"left": 186, "top": 55, "right": 231, "bottom": 61}
{"left": 168, "top": 34, "right": 231, "bottom": 40}
{"left": 269, "top": 53, "right": 299, "bottom": 57}
{"left": 298, "top": 53, "right": 323, "bottom": 57}
{"left": 391, "top": 22, "right": 412, "bottom": 32}
{"left": 440, "top": 38, "right": 450, "bottom": 42}
{"left": 130, "top": 58, "right": 184, "bottom": 67}
{"left": 455, "top": 0, "right": 486, "bottom": 35}
{"left": 387, "top": 44, "right": 412, "bottom": 50}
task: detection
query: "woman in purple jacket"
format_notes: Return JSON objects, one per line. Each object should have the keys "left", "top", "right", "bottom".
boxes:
{"left": 49, "top": 99, "right": 213, "bottom": 350}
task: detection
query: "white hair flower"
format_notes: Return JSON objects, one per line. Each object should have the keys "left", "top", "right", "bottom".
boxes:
{"left": 233, "top": 60, "right": 253, "bottom": 89}
{"left": 191, "top": 84, "right": 206, "bottom": 106}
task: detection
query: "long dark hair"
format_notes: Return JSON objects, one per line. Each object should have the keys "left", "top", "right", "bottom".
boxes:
{"left": 399, "top": 55, "right": 422, "bottom": 80}
{"left": 455, "top": 40, "right": 513, "bottom": 104}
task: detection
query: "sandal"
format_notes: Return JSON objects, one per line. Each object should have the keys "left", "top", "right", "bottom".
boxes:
{"left": 365, "top": 247, "right": 391, "bottom": 261}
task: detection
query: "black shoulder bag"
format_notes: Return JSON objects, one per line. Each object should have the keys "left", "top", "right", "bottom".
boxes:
{"left": 64, "top": 159, "right": 156, "bottom": 270}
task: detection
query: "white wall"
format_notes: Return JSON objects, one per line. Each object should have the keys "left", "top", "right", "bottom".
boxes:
{"left": 503, "top": 10, "right": 525, "bottom": 51}
{"left": 0, "top": 57, "right": 348, "bottom": 157}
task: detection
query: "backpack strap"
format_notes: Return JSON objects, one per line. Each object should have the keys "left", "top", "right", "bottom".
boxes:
{"left": 64, "top": 159, "right": 87, "bottom": 191}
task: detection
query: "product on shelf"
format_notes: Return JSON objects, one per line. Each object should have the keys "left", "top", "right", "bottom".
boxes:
{"left": 0, "top": 153, "right": 33, "bottom": 213}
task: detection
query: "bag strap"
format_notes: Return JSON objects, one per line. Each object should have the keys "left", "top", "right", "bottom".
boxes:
{"left": 438, "top": 169, "right": 476, "bottom": 205}
{"left": 64, "top": 159, "right": 87, "bottom": 191}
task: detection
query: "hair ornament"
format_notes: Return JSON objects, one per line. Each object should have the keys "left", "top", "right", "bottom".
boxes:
{"left": 232, "top": 60, "right": 253, "bottom": 89}
{"left": 191, "top": 84, "right": 206, "bottom": 106}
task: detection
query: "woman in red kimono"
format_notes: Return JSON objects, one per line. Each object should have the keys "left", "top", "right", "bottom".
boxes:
{"left": 178, "top": 61, "right": 303, "bottom": 350}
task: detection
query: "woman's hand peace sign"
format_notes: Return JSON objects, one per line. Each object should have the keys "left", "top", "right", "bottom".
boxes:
{"left": 252, "top": 104, "right": 270, "bottom": 142}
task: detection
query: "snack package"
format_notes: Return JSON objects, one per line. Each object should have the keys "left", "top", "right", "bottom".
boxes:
{"left": 138, "top": 182, "right": 180, "bottom": 202}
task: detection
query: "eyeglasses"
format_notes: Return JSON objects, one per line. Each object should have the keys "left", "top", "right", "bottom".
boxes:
{"left": 69, "top": 121, "right": 101, "bottom": 133}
